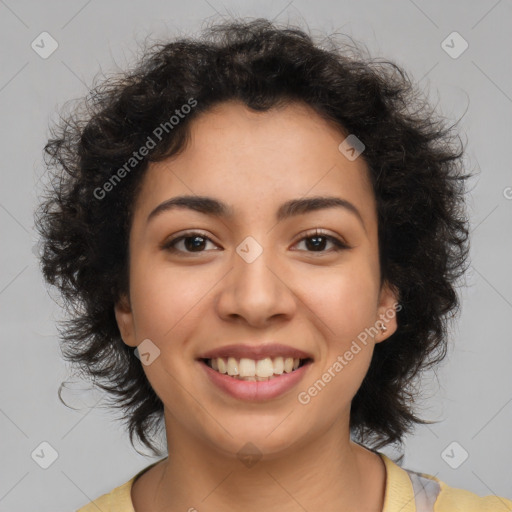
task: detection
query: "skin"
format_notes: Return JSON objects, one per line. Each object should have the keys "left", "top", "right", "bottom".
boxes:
{"left": 115, "top": 100, "right": 398, "bottom": 511}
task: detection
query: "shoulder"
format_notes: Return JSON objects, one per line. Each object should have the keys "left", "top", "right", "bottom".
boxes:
{"left": 379, "top": 453, "right": 512, "bottom": 512}
{"left": 76, "top": 478, "right": 135, "bottom": 512}
{"left": 75, "top": 458, "right": 165, "bottom": 511}
{"left": 434, "top": 478, "right": 512, "bottom": 511}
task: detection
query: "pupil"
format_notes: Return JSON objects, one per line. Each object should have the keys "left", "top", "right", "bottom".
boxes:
{"left": 307, "top": 236, "right": 326, "bottom": 251}
{"left": 186, "top": 236, "right": 206, "bottom": 251}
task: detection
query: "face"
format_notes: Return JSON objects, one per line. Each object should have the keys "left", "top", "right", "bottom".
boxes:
{"left": 115, "top": 100, "right": 398, "bottom": 460}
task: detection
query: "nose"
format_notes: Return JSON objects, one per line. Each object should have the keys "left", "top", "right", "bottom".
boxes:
{"left": 214, "top": 244, "right": 297, "bottom": 327}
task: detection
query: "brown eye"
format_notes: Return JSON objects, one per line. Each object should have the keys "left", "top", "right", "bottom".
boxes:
{"left": 293, "top": 229, "right": 350, "bottom": 253}
{"left": 162, "top": 231, "right": 218, "bottom": 254}
{"left": 161, "top": 229, "right": 350, "bottom": 256}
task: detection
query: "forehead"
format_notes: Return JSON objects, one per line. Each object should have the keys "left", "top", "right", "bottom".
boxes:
{"left": 134, "top": 101, "right": 376, "bottom": 227}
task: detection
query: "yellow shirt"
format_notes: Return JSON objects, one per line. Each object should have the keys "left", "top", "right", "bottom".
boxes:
{"left": 76, "top": 453, "right": 512, "bottom": 511}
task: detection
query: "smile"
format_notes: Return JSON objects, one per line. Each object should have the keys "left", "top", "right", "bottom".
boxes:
{"left": 198, "top": 357, "right": 313, "bottom": 401}
{"left": 202, "top": 356, "right": 313, "bottom": 381}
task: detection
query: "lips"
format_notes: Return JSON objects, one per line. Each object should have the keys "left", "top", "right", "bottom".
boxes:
{"left": 197, "top": 343, "right": 314, "bottom": 361}
{"left": 199, "top": 357, "right": 312, "bottom": 401}
{"left": 196, "top": 343, "right": 314, "bottom": 401}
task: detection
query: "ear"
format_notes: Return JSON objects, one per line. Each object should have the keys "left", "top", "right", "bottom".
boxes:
{"left": 374, "top": 281, "right": 400, "bottom": 343}
{"left": 114, "top": 294, "right": 137, "bottom": 347}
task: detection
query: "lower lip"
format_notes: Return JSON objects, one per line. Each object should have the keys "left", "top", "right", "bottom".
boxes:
{"left": 199, "top": 360, "right": 312, "bottom": 401}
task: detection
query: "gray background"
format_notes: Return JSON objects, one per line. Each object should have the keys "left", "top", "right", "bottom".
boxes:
{"left": 0, "top": 0, "right": 511, "bottom": 510}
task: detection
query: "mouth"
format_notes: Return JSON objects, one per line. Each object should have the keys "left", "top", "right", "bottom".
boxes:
{"left": 196, "top": 343, "right": 315, "bottom": 400}
{"left": 199, "top": 356, "right": 314, "bottom": 381}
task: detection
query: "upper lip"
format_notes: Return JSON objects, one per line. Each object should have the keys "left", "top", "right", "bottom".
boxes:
{"left": 198, "top": 343, "right": 314, "bottom": 361}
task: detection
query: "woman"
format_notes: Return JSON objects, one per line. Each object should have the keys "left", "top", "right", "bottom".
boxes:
{"left": 36, "top": 18, "right": 512, "bottom": 512}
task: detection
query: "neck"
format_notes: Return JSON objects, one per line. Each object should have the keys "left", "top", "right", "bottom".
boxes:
{"left": 141, "top": 414, "right": 386, "bottom": 511}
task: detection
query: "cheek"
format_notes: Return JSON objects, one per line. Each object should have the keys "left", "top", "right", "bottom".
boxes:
{"left": 127, "top": 263, "right": 209, "bottom": 404}
{"left": 296, "top": 268, "right": 379, "bottom": 419}
{"left": 306, "top": 261, "right": 380, "bottom": 346}
{"left": 130, "top": 261, "right": 212, "bottom": 339}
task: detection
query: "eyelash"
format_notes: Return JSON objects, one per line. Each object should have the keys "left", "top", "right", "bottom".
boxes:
{"left": 161, "top": 229, "right": 350, "bottom": 255}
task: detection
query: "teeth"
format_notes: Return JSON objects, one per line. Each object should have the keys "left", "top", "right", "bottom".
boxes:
{"left": 273, "top": 357, "right": 284, "bottom": 374}
{"left": 227, "top": 357, "right": 239, "bottom": 376}
{"left": 217, "top": 358, "right": 227, "bottom": 374}
{"left": 256, "top": 357, "right": 274, "bottom": 377}
{"left": 207, "top": 356, "right": 304, "bottom": 378}
{"left": 239, "top": 358, "right": 256, "bottom": 377}
{"left": 284, "top": 357, "right": 294, "bottom": 373}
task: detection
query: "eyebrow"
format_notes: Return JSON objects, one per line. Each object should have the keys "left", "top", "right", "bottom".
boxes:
{"left": 147, "top": 194, "right": 365, "bottom": 229}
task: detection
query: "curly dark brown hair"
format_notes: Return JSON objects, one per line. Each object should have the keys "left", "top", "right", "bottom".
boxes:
{"left": 35, "top": 18, "right": 471, "bottom": 458}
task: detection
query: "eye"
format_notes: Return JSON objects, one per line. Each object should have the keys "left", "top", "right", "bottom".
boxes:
{"left": 292, "top": 228, "right": 350, "bottom": 253}
{"left": 161, "top": 229, "right": 350, "bottom": 255}
{"left": 161, "top": 231, "right": 219, "bottom": 254}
